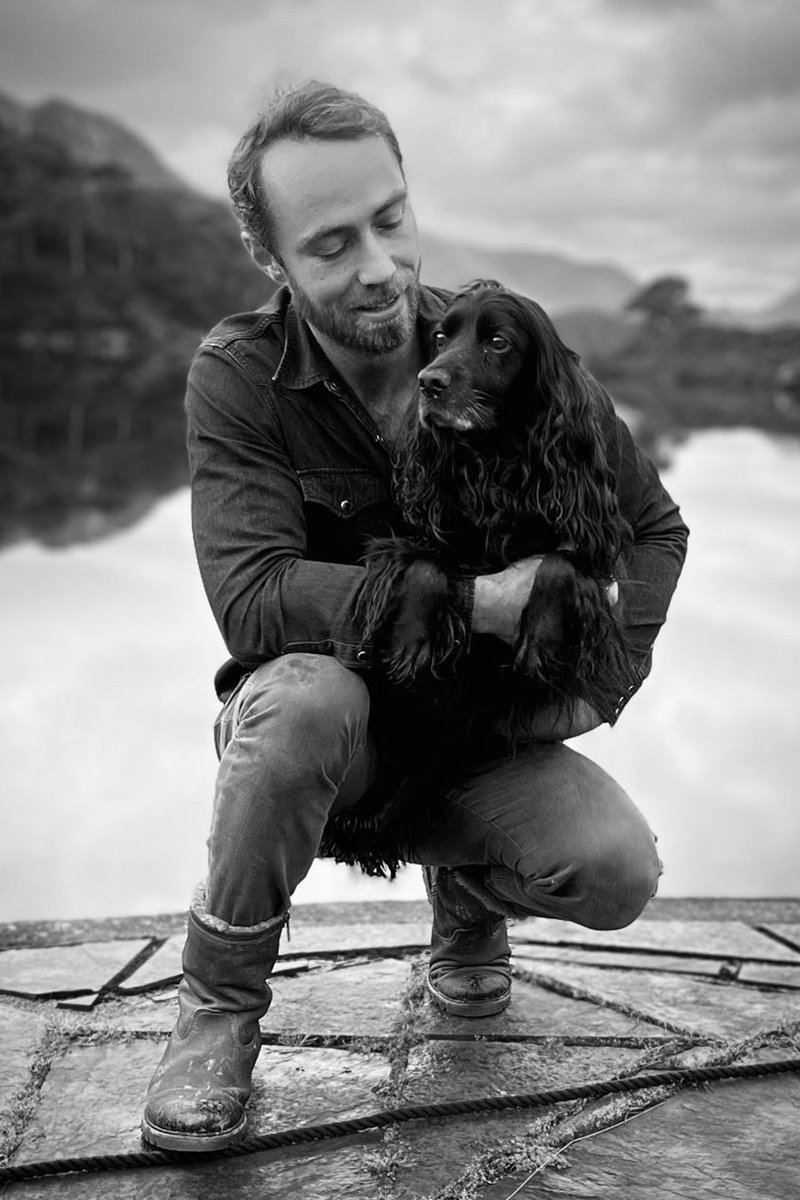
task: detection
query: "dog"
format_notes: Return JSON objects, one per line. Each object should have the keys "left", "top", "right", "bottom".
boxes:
{"left": 324, "top": 281, "right": 633, "bottom": 875}
{"left": 357, "top": 280, "right": 632, "bottom": 726}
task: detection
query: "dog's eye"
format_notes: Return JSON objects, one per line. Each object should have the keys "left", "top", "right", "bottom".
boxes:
{"left": 432, "top": 331, "right": 447, "bottom": 349}
{"left": 489, "top": 335, "right": 510, "bottom": 352}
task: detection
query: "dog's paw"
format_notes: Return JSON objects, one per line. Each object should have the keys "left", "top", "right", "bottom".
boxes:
{"left": 385, "top": 639, "right": 434, "bottom": 683}
{"left": 513, "top": 596, "right": 566, "bottom": 681}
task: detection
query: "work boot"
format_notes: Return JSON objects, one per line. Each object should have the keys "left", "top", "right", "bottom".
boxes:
{"left": 424, "top": 867, "right": 512, "bottom": 1017}
{"left": 141, "top": 907, "right": 286, "bottom": 1151}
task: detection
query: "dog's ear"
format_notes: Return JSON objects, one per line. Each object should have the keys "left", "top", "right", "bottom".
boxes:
{"left": 500, "top": 294, "right": 574, "bottom": 415}
{"left": 516, "top": 305, "right": 629, "bottom": 574}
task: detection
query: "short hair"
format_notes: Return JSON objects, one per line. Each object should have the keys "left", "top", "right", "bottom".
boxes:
{"left": 228, "top": 80, "right": 404, "bottom": 257}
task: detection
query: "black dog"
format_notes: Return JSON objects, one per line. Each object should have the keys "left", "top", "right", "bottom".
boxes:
{"left": 324, "top": 281, "right": 633, "bottom": 875}
{"left": 357, "top": 280, "right": 632, "bottom": 729}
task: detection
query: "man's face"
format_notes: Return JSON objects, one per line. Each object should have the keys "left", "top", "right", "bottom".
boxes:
{"left": 258, "top": 136, "right": 421, "bottom": 354}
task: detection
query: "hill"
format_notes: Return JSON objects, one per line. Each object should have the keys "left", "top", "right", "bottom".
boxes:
{"left": 755, "top": 286, "right": 800, "bottom": 329}
{"left": 0, "top": 93, "right": 185, "bottom": 190}
{"left": 419, "top": 232, "right": 637, "bottom": 314}
{"left": 0, "top": 92, "right": 274, "bottom": 548}
{"left": 0, "top": 92, "right": 272, "bottom": 350}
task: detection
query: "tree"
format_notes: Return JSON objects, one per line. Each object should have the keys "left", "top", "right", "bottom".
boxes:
{"left": 626, "top": 276, "right": 701, "bottom": 328}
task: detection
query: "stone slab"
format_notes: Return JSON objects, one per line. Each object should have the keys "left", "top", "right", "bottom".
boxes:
{"left": 738, "top": 962, "right": 800, "bottom": 987}
{"left": 762, "top": 923, "right": 800, "bottom": 952}
{"left": 478, "top": 1058, "right": 800, "bottom": 1198}
{"left": 391, "top": 1042, "right": 647, "bottom": 1197}
{"left": 268, "top": 958, "right": 412, "bottom": 1037}
{"left": 512, "top": 918, "right": 800, "bottom": 963}
{"left": 117, "top": 919, "right": 430, "bottom": 993}
{"left": 81, "top": 959, "right": 411, "bottom": 1038}
{"left": 118, "top": 932, "right": 318, "bottom": 993}
{"left": 79, "top": 993, "right": 180, "bottom": 1034}
{"left": 0, "top": 1006, "right": 47, "bottom": 1104}
{"left": 404, "top": 1040, "right": 642, "bottom": 1102}
{"left": 114, "top": 934, "right": 180, "bottom": 992}
{"left": 521, "top": 946, "right": 800, "bottom": 989}
{"left": 15, "top": 1039, "right": 389, "bottom": 1163}
{"left": 0, "top": 1006, "right": 50, "bottom": 1159}
{"left": 523, "top": 960, "right": 800, "bottom": 1039}
{"left": 420, "top": 972, "right": 671, "bottom": 1041}
{"left": 516, "top": 946, "right": 738, "bottom": 979}
{"left": 56, "top": 994, "right": 102, "bottom": 1012}
{"left": 0, "top": 941, "right": 150, "bottom": 999}
{"left": 283, "top": 920, "right": 430, "bottom": 957}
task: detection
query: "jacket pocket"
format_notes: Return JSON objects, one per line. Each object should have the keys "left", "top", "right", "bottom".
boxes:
{"left": 297, "top": 468, "right": 390, "bottom": 519}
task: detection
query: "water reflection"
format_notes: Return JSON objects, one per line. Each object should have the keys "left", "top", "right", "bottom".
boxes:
{"left": 1, "top": 338, "right": 799, "bottom": 920}
{"left": 0, "top": 352, "right": 192, "bottom": 548}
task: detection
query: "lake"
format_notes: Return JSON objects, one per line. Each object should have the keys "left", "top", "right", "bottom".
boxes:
{"left": 1, "top": 427, "right": 798, "bottom": 921}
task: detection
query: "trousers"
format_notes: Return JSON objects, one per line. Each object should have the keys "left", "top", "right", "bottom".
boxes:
{"left": 206, "top": 653, "right": 661, "bottom": 929}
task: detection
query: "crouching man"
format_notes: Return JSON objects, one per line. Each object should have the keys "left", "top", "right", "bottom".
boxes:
{"left": 142, "top": 80, "right": 687, "bottom": 1150}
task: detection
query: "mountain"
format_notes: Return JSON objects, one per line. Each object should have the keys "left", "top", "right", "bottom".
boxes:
{"left": 418, "top": 232, "right": 638, "bottom": 314}
{"left": 0, "top": 93, "right": 183, "bottom": 190}
{"left": 0, "top": 91, "right": 272, "bottom": 347}
{"left": 551, "top": 308, "right": 638, "bottom": 361}
{"left": 756, "top": 286, "right": 800, "bottom": 329}
{"left": 0, "top": 91, "right": 273, "bottom": 548}
{"left": 706, "top": 285, "right": 800, "bottom": 331}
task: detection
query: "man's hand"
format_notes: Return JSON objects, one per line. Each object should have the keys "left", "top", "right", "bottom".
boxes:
{"left": 471, "top": 556, "right": 620, "bottom": 645}
{"left": 472, "top": 556, "right": 544, "bottom": 644}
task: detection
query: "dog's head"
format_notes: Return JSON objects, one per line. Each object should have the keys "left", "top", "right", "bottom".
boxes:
{"left": 417, "top": 280, "right": 580, "bottom": 433}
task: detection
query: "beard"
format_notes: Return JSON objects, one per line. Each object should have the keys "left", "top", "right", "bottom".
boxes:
{"left": 289, "top": 265, "right": 421, "bottom": 355}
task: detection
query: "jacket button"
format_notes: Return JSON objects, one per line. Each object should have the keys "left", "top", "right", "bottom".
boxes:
{"left": 339, "top": 499, "right": 352, "bottom": 513}
{"left": 356, "top": 649, "right": 368, "bottom": 661}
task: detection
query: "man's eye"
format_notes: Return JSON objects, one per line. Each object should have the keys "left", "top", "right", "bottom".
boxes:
{"left": 316, "top": 244, "right": 347, "bottom": 261}
{"left": 377, "top": 204, "right": 405, "bottom": 232}
{"left": 489, "top": 335, "right": 510, "bottom": 352}
{"left": 315, "top": 241, "right": 347, "bottom": 260}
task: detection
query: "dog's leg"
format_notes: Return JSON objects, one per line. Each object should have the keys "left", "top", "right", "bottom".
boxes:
{"left": 513, "top": 555, "right": 629, "bottom": 706}
{"left": 357, "top": 538, "right": 467, "bottom": 682}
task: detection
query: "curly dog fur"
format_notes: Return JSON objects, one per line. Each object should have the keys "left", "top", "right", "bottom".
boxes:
{"left": 323, "top": 281, "right": 634, "bottom": 875}
{"left": 358, "top": 280, "right": 632, "bottom": 716}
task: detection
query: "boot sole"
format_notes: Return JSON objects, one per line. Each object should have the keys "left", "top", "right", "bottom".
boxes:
{"left": 426, "top": 977, "right": 511, "bottom": 1018}
{"left": 141, "top": 1114, "right": 247, "bottom": 1152}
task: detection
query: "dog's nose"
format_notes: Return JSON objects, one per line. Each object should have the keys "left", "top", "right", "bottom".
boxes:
{"left": 418, "top": 365, "right": 450, "bottom": 395}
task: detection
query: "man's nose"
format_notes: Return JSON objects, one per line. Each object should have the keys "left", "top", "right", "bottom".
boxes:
{"left": 356, "top": 233, "right": 395, "bottom": 287}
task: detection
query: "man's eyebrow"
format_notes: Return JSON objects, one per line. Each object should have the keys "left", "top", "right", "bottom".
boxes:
{"left": 297, "top": 188, "right": 408, "bottom": 253}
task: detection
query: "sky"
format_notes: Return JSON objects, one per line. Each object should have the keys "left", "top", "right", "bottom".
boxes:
{"left": 2, "top": 0, "right": 800, "bottom": 308}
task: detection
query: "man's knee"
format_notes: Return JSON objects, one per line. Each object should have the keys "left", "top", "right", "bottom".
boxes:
{"left": 576, "top": 830, "right": 662, "bottom": 930}
{"left": 243, "top": 653, "right": 370, "bottom": 742}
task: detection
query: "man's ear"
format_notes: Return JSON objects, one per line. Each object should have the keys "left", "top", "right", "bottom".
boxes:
{"left": 241, "top": 232, "right": 287, "bottom": 285}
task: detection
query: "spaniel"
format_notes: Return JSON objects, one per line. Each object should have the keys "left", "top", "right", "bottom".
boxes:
{"left": 324, "top": 281, "right": 633, "bottom": 875}
{"left": 357, "top": 280, "right": 631, "bottom": 729}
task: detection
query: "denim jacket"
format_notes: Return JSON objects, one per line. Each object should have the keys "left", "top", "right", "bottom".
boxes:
{"left": 186, "top": 285, "right": 689, "bottom": 724}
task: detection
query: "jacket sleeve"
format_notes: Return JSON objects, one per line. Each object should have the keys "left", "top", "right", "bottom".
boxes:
{"left": 186, "top": 345, "right": 370, "bottom": 672}
{"left": 585, "top": 395, "right": 690, "bottom": 724}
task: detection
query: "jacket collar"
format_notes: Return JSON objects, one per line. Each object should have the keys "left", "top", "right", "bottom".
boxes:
{"left": 271, "top": 284, "right": 450, "bottom": 391}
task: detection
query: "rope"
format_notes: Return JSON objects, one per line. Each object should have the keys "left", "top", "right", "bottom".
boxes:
{"left": 1, "top": 1056, "right": 799, "bottom": 1185}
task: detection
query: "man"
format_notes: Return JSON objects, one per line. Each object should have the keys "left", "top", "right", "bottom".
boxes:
{"left": 142, "top": 81, "right": 688, "bottom": 1151}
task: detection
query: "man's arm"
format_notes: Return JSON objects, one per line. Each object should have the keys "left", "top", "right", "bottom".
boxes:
{"left": 187, "top": 346, "right": 373, "bottom": 670}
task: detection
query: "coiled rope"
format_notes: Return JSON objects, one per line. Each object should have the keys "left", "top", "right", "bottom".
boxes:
{"left": 1, "top": 1057, "right": 798, "bottom": 1185}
